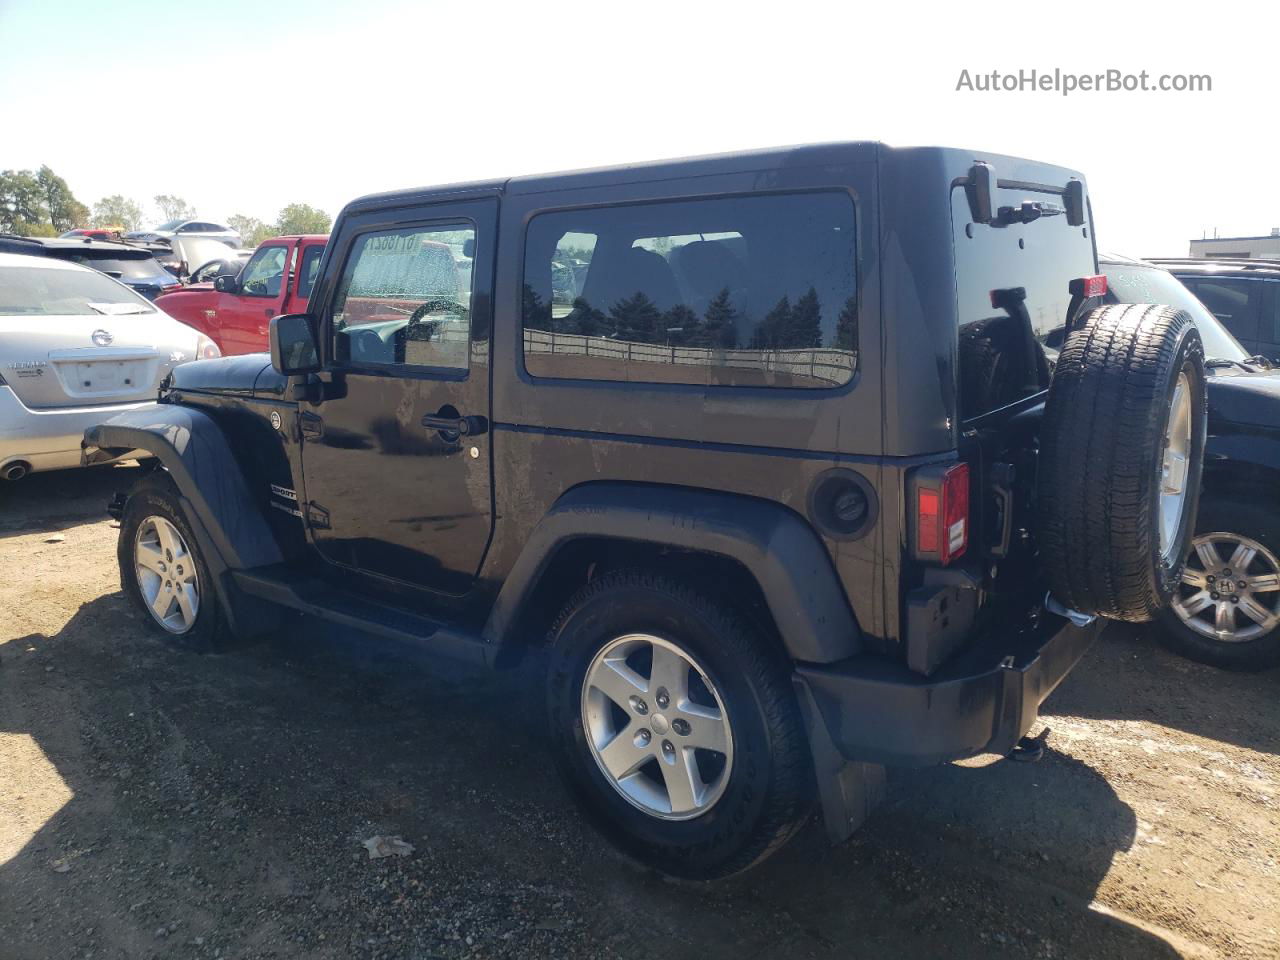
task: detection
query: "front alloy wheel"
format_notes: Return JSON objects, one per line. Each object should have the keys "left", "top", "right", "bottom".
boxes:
{"left": 134, "top": 515, "right": 201, "bottom": 633}
{"left": 581, "top": 633, "right": 734, "bottom": 820}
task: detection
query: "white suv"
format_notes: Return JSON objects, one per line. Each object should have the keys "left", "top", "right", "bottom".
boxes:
{"left": 0, "top": 253, "right": 219, "bottom": 479}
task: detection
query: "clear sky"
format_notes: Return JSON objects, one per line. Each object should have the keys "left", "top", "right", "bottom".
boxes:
{"left": 3, "top": 0, "right": 1276, "bottom": 256}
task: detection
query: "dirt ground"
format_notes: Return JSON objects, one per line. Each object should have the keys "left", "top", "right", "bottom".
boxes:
{"left": 1, "top": 464, "right": 1276, "bottom": 960}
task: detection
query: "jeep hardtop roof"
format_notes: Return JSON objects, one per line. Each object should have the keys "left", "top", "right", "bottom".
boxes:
{"left": 339, "top": 142, "right": 1087, "bottom": 214}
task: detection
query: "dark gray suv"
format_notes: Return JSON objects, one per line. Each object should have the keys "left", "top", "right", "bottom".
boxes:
{"left": 84, "top": 143, "right": 1207, "bottom": 878}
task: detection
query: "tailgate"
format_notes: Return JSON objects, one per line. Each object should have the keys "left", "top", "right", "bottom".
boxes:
{"left": 14, "top": 347, "right": 164, "bottom": 409}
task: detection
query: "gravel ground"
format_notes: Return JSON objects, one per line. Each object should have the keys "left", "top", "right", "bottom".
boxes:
{"left": 1, "top": 464, "right": 1277, "bottom": 960}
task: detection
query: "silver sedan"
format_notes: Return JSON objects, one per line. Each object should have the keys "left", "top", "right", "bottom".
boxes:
{"left": 0, "top": 252, "right": 220, "bottom": 478}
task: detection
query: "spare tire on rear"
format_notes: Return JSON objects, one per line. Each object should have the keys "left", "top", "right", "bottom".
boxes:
{"left": 1039, "top": 303, "right": 1207, "bottom": 622}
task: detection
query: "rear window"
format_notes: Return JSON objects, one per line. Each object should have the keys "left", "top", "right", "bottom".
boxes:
{"left": 952, "top": 186, "right": 1095, "bottom": 420}
{"left": 1104, "top": 264, "right": 1247, "bottom": 361}
{"left": 0, "top": 264, "right": 154, "bottom": 317}
{"left": 521, "top": 191, "right": 858, "bottom": 389}
{"left": 66, "top": 254, "right": 171, "bottom": 282}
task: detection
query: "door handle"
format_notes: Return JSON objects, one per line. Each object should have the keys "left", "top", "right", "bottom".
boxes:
{"left": 421, "top": 412, "right": 488, "bottom": 440}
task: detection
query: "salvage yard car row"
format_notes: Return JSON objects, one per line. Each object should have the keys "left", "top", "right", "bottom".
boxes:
{"left": 3, "top": 142, "right": 1279, "bottom": 884}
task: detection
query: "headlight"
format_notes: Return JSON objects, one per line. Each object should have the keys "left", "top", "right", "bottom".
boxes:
{"left": 195, "top": 334, "right": 222, "bottom": 360}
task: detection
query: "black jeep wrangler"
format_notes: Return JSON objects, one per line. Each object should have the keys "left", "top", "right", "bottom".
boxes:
{"left": 85, "top": 143, "right": 1208, "bottom": 879}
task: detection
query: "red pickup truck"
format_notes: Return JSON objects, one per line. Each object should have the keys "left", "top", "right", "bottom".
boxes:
{"left": 155, "top": 235, "right": 326, "bottom": 355}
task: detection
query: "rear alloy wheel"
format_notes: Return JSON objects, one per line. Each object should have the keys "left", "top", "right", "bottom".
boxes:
{"left": 581, "top": 633, "right": 734, "bottom": 820}
{"left": 1157, "top": 500, "right": 1280, "bottom": 670}
{"left": 546, "top": 570, "right": 811, "bottom": 879}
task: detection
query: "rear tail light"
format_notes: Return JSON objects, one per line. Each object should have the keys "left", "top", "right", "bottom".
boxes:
{"left": 1069, "top": 274, "right": 1108, "bottom": 298}
{"left": 195, "top": 334, "right": 222, "bottom": 360}
{"left": 912, "top": 461, "right": 970, "bottom": 565}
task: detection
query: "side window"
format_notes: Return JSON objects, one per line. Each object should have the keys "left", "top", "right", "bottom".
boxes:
{"left": 331, "top": 223, "right": 473, "bottom": 371}
{"left": 297, "top": 245, "right": 325, "bottom": 298}
{"left": 1185, "top": 278, "right": 1263, "bottom": 345}
{"left": 238, "top": 245, "right": 288, "bottom": 298}
{"left": 521, "top": 192, "right": 857, "bottom": 388}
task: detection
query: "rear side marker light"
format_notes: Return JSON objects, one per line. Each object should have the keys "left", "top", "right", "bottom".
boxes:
{"left": 913, "top": 461, "right": 970, "bottom": 566}
{"left": 1069, "top": 274, "right": 1108, "bottom": 298}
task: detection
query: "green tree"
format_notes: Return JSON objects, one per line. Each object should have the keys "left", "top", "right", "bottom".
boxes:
{"left": 751, "top": 295, "right": 792, "bottom": 349}
{"left": 700, "top": 288, "right": 739, "bottom": 349}
{"left": 153, "top": 193, "right": 196, "bottom": 223}
{"left": 610, "top": 292, "right": 662, "bottom": 342}
{"left": 0, "top": 169, "right": 50, "bottom": 234}
{"left": 834, "top": 295, "right": 858, "bottom": 352}
{"left": 92, "top": 194, "right": 144, "bottom": 231}
{"left": 789, "top": 287, "right": 823, "bottom": 348}
{"left": 227, "top": 213, "right": 264, "bottom": 240}
{"left": 37, "top": 166, "right": 89, "bottom": 232}
{"left": 275, "top": 203, "right": 331, "bottom": 236}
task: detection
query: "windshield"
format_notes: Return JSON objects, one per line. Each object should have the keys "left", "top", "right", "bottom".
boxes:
{"left": 1103, "top": 262, "right": 1248, "bottom": 362}
{"left": 66, "top": 254, "right": 172, "bottom": 282}
{"left": 0, "top": 264, "right": 156, "bottom": 317}
{"left": 156, "top": 220, "right": 186, "bottom": 231}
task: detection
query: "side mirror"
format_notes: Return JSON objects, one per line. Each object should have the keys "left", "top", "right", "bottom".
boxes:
{"left": 270, "top": 313, "right": 321, "bottom": 375}
{"left": 214, "top": 275, "right": 239, "bottom": 293}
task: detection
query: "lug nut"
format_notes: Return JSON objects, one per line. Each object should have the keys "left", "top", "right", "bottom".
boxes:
{"left": 1207, "top": 575, "right": 1215, "bottom": 584}
{"left": 1211, "top": 593, "right": 1220, "bottom": 601}
{"left": 655, "top": 687, "right": 670, "bottom": 710}
{"left": 1231, "top": 596, "right": 1240, "bottom": 604}
{"left": 1238, "top": 581, "right": 1247, "bottom": 590}
{"left": 1223, "top": 568, "right": 1232, "bottom": 577}
{"left": 634, "top": 728, "right": 652, "bottom": 747}
{"left": 662, "top": 740, "right": 675, "bottom": 756}
{"left": 629, "top": 696, "right": 648, "bottom": 715}
{"left": 671, "top": 718, "right": 691, "bottom": 736}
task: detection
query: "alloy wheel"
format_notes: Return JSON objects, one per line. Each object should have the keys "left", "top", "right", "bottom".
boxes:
{"left": 580, "top": 633, "right": 734, "bottom": 820}
{"left": 134, "top": 516, "right": 200, "bottom": 634}
{"left": 1172, "top": 532, "right": 1280, "bottom": 642}
{"left": 1159, "top": 372, "right": 1193, "bottom": 560}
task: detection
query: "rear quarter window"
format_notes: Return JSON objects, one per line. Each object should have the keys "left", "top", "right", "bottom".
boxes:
{"left": 521, "top": 191, "right": 858, "bottom": 389}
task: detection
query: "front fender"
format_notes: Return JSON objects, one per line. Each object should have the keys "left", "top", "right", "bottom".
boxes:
{"left": 483, "top": 483, "right": 862, "bottom": 663}
{"left": 82, "top": 403, "right": 282, "bottom": 571}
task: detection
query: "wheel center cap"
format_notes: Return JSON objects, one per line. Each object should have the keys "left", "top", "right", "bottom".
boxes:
{"left": 650, "top": 713, "right": 670, "bottom": 735}
{"left": 1219, "top": 578, "right": 1236, "bottom": 595}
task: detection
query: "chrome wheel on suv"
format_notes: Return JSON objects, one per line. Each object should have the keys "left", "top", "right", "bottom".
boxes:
{"left": 1172, "top": 532, "right": 1280, "bottom": 642}
{"left": 134, "top": 515, "right": 201, "bottom": 634}
{"left": 581, "top": 633, "right": 734, "bottom": 820}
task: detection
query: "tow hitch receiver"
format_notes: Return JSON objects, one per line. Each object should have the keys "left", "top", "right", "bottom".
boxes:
{"left": 1009, "top": 726, "right": 1051, "bottom": 763}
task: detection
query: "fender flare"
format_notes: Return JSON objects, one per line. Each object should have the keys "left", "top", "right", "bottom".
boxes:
{"left": 82, "top": 403, "right": 282, "bottom": 571}
{"left": 483, "top": 483, "right": 861, "bottom": 663}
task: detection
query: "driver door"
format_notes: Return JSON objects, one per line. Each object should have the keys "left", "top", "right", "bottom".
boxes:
{"left": 298, "top": 199, "right": 495, "bottom": 599}
{"left": 217, "top": 243, "right": 289, "bottom": 354}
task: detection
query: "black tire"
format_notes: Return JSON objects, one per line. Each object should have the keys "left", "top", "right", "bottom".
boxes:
{"left": 1155, "top": 499, "right": 1280, "bottom": 670}
{"left": 118, "top": 472, "right": 233, "bottom": 652}
{"left": 1039, "top": 304, "right": 1207, "bottom": 622}
{"left": 545, "top": 570, "right": 811, "bottom": 879}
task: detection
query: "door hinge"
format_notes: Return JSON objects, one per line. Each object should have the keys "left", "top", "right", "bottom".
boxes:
{"left": 306, "top": 502, "right": 331, "bottom": 530}
{"left": 299, "top": 411, "right": 323, "bottom": 439}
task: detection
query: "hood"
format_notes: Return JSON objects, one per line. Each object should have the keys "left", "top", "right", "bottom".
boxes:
{"left": 166, "top": 353, "right": 287, "bottom": 400}
{"left": 1208, "top": 367, "right": 1280, "bottom": 430}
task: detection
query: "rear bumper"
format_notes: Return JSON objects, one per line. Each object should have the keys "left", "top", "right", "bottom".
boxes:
{"left": 0, "top": 386, "right": 146, "bottom": 472}
{"left": 795, "top": 608, "right": 1103, "bottom": 767}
